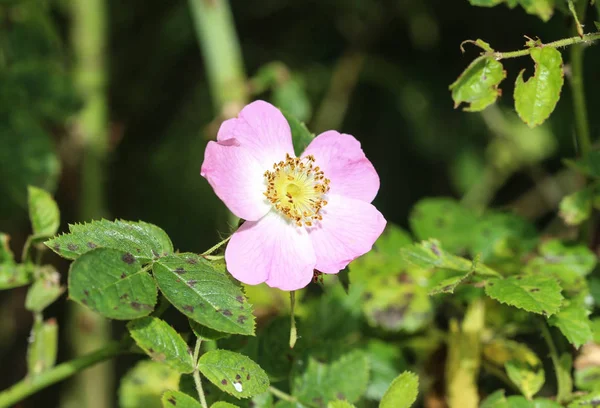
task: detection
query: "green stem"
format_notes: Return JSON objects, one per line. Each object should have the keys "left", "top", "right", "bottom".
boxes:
{"left": 187, "top": 0, "right": 248, "bottom": 114}
{"left": 268, "top": 387, "right": 298, "bottom": 404}
{"left": 201, "top": 236, "right": 231, "bottom": 256}
{"left": 539, "top": 321, "right": 571, "bottom": 403}
{"left": 192, "top": 339, "right": 208, "bottom": 408}
{"left": 490, "top": 32, "right": 600, "bottom": 60}
{"left": 569, "top": 1, "right": 591, "bottom": 157}
{"left": 0, "top": 342, "right": 126, "bottom": 408}
{"left": 289, "top": 291, "right": 298, "bottom": 349}
{"left": 567, "top": 0, "right": 584, "bottom": 37}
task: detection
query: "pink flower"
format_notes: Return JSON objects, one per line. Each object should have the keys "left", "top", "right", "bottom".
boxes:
{"left": 201, "top": 101, "right": 386, "bottom": 290}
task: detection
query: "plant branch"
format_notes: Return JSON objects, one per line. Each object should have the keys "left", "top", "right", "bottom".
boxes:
{"left": 488, "top": 32, "right": 600, "bottom": 60}
{"left": 567, "top": 0, "right": 584, "bottom": 38}
{"left": 201, "top": 236, "right": 231, "bottom": 256}
{"left": 539, "top": 321, "right": 571, "bottom": 403}
{"left": 0, "top": 342, "right": 127, "bottom": 408}
{"left": 192, "top": 339, "right": 208, "bottom": 408}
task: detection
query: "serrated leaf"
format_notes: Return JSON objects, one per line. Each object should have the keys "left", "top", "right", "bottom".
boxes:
{"left": 69, "top": 248, "right": 158, "bottom": 319}
{"left": 154, "top": 254, "right": 255, "bottom": 336}
{"left": 380, "top": 371, "right": 419, "bottom": 408}
{"left": 409, "top": 198, "right": 477, "bottom": 252}
{"left": 559, "top": 187, "right": 594, "bottom": 226}
{"left": 25, "top": 265, "right": 64, "bottom": 312}
{"left": 450, "top": 56, "right": 506, "bottom": 112}
{"left": 505, "top": 360, "right": 544, "bottom": 399}
{"left": 514, "top": 47, "right": 563, "bottom": 127}
{"left": 485, "top": 275, "right": 563, "bottom": 315}
{"left": 161, "top": 390, "right": 202, "bottom": 408}
{"left": 211, "top": 403, "right": 240, "bottom": 408}
{"left": 45, "top": 219, "right": 173, "bottom": 262}
{"left": 128, "top": 317, "right": 194, "bottom": 373}
{"left": 293, "top": 350, "right": 369, "bottom": 405}
{"left": 283, "top": 112, "right": 314, "bottom": 156}
{"left": 27, "top": 318, "right": 58, "bottom": 376}
{"left": 429, "top": 270, "right": 472, "bottom": 295}
{"left": 198, "top": 350, "right": 269, "bottom": 399}
{"left": 0, "top": 233, "right": 14, "bottom": 264}
{"left": 119, "top": 360, "right": 181, "bottom": 408}
{"left": 0, "top": 263, "right": 34, "bottom": 290}
{"left": 548, "top": 301, "right": 592, "bottom": 348}
{"left": 190, "top": 319, "right": 230, "bottom": 341}
{"left": 27, "top": 185, "right": 59, "bottom": 238}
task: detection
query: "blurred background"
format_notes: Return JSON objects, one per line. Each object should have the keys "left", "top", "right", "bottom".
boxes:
{"left": 1, "top": 0, "right": 598, "bottom": 406}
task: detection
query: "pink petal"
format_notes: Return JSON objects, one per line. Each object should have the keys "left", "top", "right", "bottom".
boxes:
{"left": 309, "top": 194, "right": 386, "bottom": 274}
{"left": 225, "top": 212, "right": 316, "bottom": 291}
{"left": 302, "top": 131, "right": 380, "bottom": 203}
{"left": 218, "top": 100, "right": 295, "bottom": 168}
{"left": 201, "top": 139, "right": 271, "bottom": 221}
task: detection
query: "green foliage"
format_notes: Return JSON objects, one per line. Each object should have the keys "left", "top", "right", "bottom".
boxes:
{"left": 548, "top": 301, "right": 593, "bottom": 348}
{"left": 211, "top": 402, "right": 240, "bottom": 408}
{"left": 380, "top": 371, "right": 419, "bottom": 408}
{"left": 292, "top": 351, "right": 369, "bottom": 406}
{"left": 198, "top": 350, "right": 270, "bottom": 399}
{"left": 450, "top": 56, "right": 506, "bottom": 112}
{"left": 190, "top": 319, "right": 230, "bottom": 341}
{"left": 468, "top": 0, "right": 555, "bottom": 21}
{"left": 514, "top": 48, "right": 563, "bottom": 128}
{"left": 0, "top": 262, "right": 34, "bottom": 290}
{"left": 68, "top": 248, "right": 158, "bottom": 320}
{"left": 284, "top": 112, "right": 314, "bottom": 156}
{"left": 559, "top": 187, "right": 594, "bottom": 226}
{"left": 128, "top": 317, "right": 195, "bottom": 374}
{"left": 505, "top": 359, "right": 545, "bottom": 399}
{"left": 46, "top": 219, "right": 173, "bottom": 262}
{"left": 565, "top": 151, "right": 600, "bottom": 179}
{"left": 161, "top": 390, "right": 203, "bottom": 408}
{"left": 26, "top": 318, "right": 58, "bottom": 377}
{"left": 119, "top": 360, "right": 181, "bottom": 408}
{"left": 27, "top": 186, "right": 59, "bottom": 239}
{"left": 485, "top": 275, "right": 563, "bottom": 315}
{"left": 153, "top": 255, "right": 255, "bottom": 335}
{"left": 25, "top": 266, "right": 64, "bottom": 312}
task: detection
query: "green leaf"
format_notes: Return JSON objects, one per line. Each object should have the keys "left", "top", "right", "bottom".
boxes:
{"left": 480, "top": 390, "right": 508, "bottom": 408}
{"left": 514, "top": 47, "right": 563, "bottom": 127}
{"left": 429, "top": 270, "right": 472, "bottom": 295}
{"left": 0, "top": 233, "right": 14, "bottom": 264}
{"left": 46, "top": 219, "right": 173, "bottom": 262}
{"left": 211, "top": 403, "right": 240, "bottom": 408}
{"left": 409, "top": 198, "right": 477, "bottom": 252}
{"left": 0, "top": 263, "right": 34, "bottom": 290}
{"left": 380, "top": 371, "right": 419, "bottom": 408}
{"left": 153, "top": 254, "right": 255, "bottom": 335}
{"left": 69, "top": 248, "right": 158, "bottom": 319}
{"left": 27, "top": 318, "right": 58, "bottom": 376}
{"left": 327, "top": 401, "right": 355, "bottom": 408}
{"left": 507, "top": 396, "right": 562, "bottom": 407}
{"left": 468, "top": 0, "right": 555, "bottom": 21}
{"left": 485, "top": 275, "right": 563, "bottom": 315}
{"left": 364, "top": 340, "right": 406, "bottom": 400}
{"left": 190, "top": 319, "right": 230, "bottom": 341}
{"left": 483, "top": 339, "right": 542, "bottom": 368}
{"left": 274, "top": 78, "right": 312, "bottom": 123}
{"left": 559, "top": 187, "right": 594, "bottom": 226}
{"left": 450, "top": 56, "right": 506, "bottom": 112}
{"left": 198, "top": 350, "right": 270, "bottom": 399}
{"left": 292, "top": 350, "right": 369, "bottom": 405}
{"left": 469, "top": 0, "right": 505, "bottom": 6}
{"left": 575, "top": 366, "right": 600, "bottom": 391}
{"left": 161, "top": 390, "right": 202, "bottom": 408}
{"left": 119, "top": 360, "right": 181, "bottom": 408}
{"left": 556, "top": 353, "right": 573, "bottom": 403}
{"left": 27, "top": 185, "right": 59, "bottom": 238}
{"left": 128, "top": 317, "right": 195, "bottom": 373}
{"left": 505, "top": 360, "right": 544, "bottom": 399}
{"left": 25, "top": 265, "right": 64, "bottom": 312}
{"left": 548, "top": 301, "right": 592, "bottom": 348}
{"left": 283, "top": 112, "right": 314, "bottom": 156}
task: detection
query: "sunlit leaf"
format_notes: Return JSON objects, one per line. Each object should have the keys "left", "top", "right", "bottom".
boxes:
{"left": 485, "top": 275, "right": 563, "bottom": 316}
{"left": 128, "top": 317, "right": 195, "bottom": 374}
{"left": 380, "top": 371, "right": 419, "bottom": 408}
{"left": 119, "top": 360, "right": 180, "bottom": 408}
{"left": 514, "top": 47, "right": 563, "bottom": 127}
{"left": 450, "top": 56, "right": 505, "bottom": 112}
{"left": 153, "top": 254, "right": 255, "bottom": 335}
{"left": 161, "top": 390, "right": 202, "bottom": 408}
{"left": 198, "top": 350, "right": 269, "bottom": 399}
{"left": 46, "top": 219, "right": 173, "bottom": 262}
{"left": 548, "top": 301, "right": 592, "bottom": 348}
{"left": 505, "top": 359, "right": 544, "bottom": 399}
{"left": 27, "top": 186, "right": 59, "bottom": 238}
{"left": 559, "top": 187, "right": 594, "bottom": 226}
{"left": 69, "top": 248, "right": 158, "bottom": 319}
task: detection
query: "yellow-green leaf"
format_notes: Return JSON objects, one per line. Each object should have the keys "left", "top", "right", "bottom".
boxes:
{"left": 380, "top": 371, "right": 419, "bottom": 408}
{"left": 485, "top": 275, "right": 563, "bottom": 316}
{"left": 450, "top": 56, "right": 506, "bottom": 112}
{"left": 162, "top": 390, "right": 202, "bottom": 408}
{"left": 505, "top": 359, "right": 545, "bottom": 399}
{"left": 27, "top": 186, "right": 60, "bottom": 238}
{"left": 514, "top": 47, "right": 563, "bottom": 127}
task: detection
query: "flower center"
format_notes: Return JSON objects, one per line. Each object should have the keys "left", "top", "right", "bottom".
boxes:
{"left": 264, "top": 154, "right": 330, "bottom": 226}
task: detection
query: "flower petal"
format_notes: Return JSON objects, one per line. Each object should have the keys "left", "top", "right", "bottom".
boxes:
{"left": 225, "top": 212, "right": 316, "bottom": 290}
{"left": 201, "top": 139, "right": 271, "bottom": 221}
{"left": 218, "top": 100, "right": 295, "bottom": 168}
{"left": 302, "top": 131, "right": 380, "bottom": 203}
{"left": 309, "top": 194, "right": 386, "bottom": 274}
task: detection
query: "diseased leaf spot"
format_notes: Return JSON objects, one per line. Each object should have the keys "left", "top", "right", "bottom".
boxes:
{"left": 122, "top": 253, "right": 135, "bottom": 264}
{"left": 175, "top": 267, "right": 186, "bottom": 275}
{"left": 167, "top": 396, "right": 176, "bottom": 405}
{"left": 235, "top": 374, "right": 241, "bottom": 380}
{"left": 121, "top": 273, "right": 127, "bottom": 279}
{"left": 222, "top": 310, "right": 233, "bottom": 317}
{"left": 67, "top": 243, "right": 78, "bottom": 251}
{"left": 87, "top": 242, "right": 97, "bottom": 248}
{"left": 221, "top": 379, "right": 227, "bottom": 385}
{"left": 246, "top": 373, "right": 250, "bottom": 380}
{"left": 530, "top": 288, "right": 540, "bottom": 292}
{"left": 53, "top": 244, "right": 60, "bottom": 251}
{"left": 186, "top": 257, "right": 198, "bottom": 264}
{"left": 183, "top": 305, "right": 194, "bottom": 313}
{"left": 236, "top": 295, "right": 244, "bottom": 303}
{"left": 83, "top": 290, "right": 90, "bottom": 296}
{"left": 337, "top": 393, "right": 346, "bottom": 400}
{"left": 237, "top": 315, "right": 247, "bottom": 324}
{"left": 187, "top": 280, "right": 198, "bottom": 286}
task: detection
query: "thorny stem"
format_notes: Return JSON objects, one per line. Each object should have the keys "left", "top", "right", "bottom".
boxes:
{"left": 0, "top": 342, "right": 127, "bottom": 408}
{"left": 193, "top": 338, "right": 209, "bottom": 408}
{"left": 488, "top": 32, "right": 600, "bottom": 60}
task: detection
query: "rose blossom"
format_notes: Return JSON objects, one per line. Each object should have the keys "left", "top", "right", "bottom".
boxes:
{"left": 201, "top": 100, "right": 386, "bottom": 290}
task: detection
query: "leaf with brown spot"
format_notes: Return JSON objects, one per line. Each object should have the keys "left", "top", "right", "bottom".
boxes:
{"left": 161, "top": 390, "right": 203, "bottom": 408}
